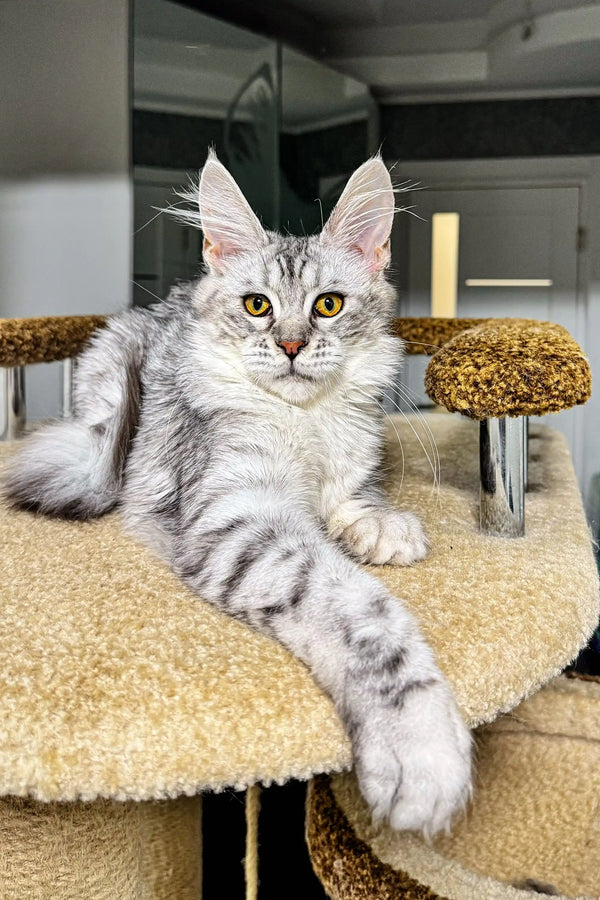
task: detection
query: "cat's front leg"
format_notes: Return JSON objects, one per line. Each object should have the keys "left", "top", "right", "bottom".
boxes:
{"left": 328, "top": 496, "right": 429, "bottom": 566}
{"left": 173, "top": 484, "right": 471, "bottom": 835}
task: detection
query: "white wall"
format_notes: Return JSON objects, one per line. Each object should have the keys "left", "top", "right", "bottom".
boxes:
{"left": 0, "top": 0, "right": 131, "bottom": 420}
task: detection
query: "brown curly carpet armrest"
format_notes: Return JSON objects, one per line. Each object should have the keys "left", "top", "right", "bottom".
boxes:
{"left": 425, "top": 319, "right": 592, "bottom": 419}
{"left": 0, "top": 314, "right": 473, "bottom": 366}
{"left": 0, "top": 314, "right": 490, "bottom": 367}
{"left": 306, "top": 775, "right": 440, "bottom": 900}
{"left": 0, "top": 315, "right": 108, "bottom": 367}
{"left": 391, "top": 317, "right": 489, "bottom": 355}
{"left": 0, "top": 316, "right": 591, "bottom": 422}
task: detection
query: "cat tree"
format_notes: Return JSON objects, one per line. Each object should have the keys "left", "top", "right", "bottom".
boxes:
{"left": 0, "top": 314, "right": 596, "bottom": 898}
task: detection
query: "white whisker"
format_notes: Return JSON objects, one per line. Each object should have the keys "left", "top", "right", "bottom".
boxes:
{"left": 349, "top": 368, "right": 441, "bottom": 500}
{"left": 132, "top": 281, "right": 163, "bottom": 304}
{"left": 134, "top": 200, "right": 191, "bottom": 236}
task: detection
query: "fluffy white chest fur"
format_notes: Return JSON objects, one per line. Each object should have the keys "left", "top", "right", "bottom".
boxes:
{"left": 271, "top": 390, "right": 381, "bottom": 520}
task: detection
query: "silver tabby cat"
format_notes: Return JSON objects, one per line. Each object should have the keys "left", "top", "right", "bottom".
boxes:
{"left": 4, "top": 152, "right": 472, "bottom": 835}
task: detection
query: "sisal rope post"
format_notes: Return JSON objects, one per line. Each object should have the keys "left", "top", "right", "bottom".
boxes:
{"left": 244, "top": 784, "right": 261, "bottom": 900}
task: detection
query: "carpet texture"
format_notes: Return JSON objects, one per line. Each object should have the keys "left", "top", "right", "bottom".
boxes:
{"left": 0, "top": 315, "right": 108, "bottom": 366}
{"left": 425, "top": 320, "right": 591, "bottom": 419}
{"left": 308, "top": 675, "right": 600, "bottom": 900}
{"left": 0, "top": 415, "right": 597, "bottom": 802}
{"left": 0, "top": 793, "right": 202, "bottom": 899}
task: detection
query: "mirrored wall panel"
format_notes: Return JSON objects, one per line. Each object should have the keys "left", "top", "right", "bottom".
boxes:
{"left": 132, "top": 0, "right": 377, "bottom": 306}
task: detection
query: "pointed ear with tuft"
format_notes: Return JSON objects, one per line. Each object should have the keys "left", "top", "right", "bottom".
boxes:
{"left": 321, "top": 157, "right": 395, "bottom": 272}
{"left": 198, "top": 151, "right": 267, "bottom": 273}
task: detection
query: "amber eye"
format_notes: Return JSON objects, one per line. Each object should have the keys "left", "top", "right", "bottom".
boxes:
{"left": 244, "top": 294, "right": 271, "bottom": 317}
{"left": 313, "top": 293, "right": 344, "bottom": 318}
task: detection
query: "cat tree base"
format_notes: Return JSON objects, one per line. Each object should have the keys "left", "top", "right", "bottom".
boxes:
{"left": 0, "top": 794, "right": 202, "bottom": 900}
{"left": 307, "top": 675, "right": 600, "bottom": 900}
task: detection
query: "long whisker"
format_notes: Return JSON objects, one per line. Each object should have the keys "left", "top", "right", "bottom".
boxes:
{"left": 346, "top": 381, "right": 407, "bottom": 499}
{"left": 381, "top": 389, "right": 440, "bottom": 497}
{"left": 380, "top": 402, "right": 406, "bottom": 500}
{"left": 349, "top": 375, "right": 440, "bottom": 499}
{"left": 134, "top": 200, "right": 191, "bottom": 236}
{"left": 383, "top": 382, "right": 440, "bottom": 480}
{"left": 131, "top": 280, "right": 163, "bottom": 304}
{"left": 354, "top": 386, "right": 440, "bottom": 500}
{"left": 392, "top": 385, "right": 442, "bottom": 497}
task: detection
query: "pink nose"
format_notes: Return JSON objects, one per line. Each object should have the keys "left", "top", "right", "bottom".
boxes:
{"left": 278, "top": 340, "right": 305, "bottom": 359}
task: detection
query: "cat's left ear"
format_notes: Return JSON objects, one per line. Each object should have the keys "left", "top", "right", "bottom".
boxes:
{"left": 321, "top": 157, "right": 394, "bottom": 271}
{"left": 198, "top": 151, "right": 267, "bottom": 272}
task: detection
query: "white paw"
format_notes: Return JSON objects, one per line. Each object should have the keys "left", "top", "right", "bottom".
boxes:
{"left": 340, "top": 510, "right": 428, "bottom": 566}
{"left": 354, "top": 680, "right": 472, "bottom": 837}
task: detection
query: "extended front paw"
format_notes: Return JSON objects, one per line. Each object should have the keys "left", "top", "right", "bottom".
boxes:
{"left": 340, "top": 509, "right": 428, "bottom": 566}
{"left": 353, "top": 680, "right": 472, "bottom": 836}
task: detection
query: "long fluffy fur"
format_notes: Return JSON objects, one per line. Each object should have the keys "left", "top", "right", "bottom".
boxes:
{"left": 3, "top": 156, "right": 472, "bottom": 835}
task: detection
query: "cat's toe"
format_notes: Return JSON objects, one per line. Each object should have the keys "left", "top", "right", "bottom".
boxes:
{"left": 387, "top": 744, "right": 472, "bottom": 837}
{"left": 342, "top": 516, "right": 381, "bottom": 561}
{"left": 378, "top": 511, "right": 429, "bottom": 566}
{"left": 341, "top": 510, "right": 428, "bottom": 566}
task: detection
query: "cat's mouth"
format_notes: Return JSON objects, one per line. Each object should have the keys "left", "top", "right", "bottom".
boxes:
{"left": 275, "top": 365, "right": 318, "bottom": 383}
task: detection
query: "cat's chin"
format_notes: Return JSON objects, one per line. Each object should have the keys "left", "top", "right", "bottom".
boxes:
{"left": 262, "top": 373, "right": 327, "bottom": 406}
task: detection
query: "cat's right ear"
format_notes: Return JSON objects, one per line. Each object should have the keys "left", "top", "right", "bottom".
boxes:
{"left": 198, "top": 152, "right": 267, "bottom": 272}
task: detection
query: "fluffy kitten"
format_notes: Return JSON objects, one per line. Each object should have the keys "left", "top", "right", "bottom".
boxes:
{"left": 4, "top": 152, "right": 472, "bottom": 834}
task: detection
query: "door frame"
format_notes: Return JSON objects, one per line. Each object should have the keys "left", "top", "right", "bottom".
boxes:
{"left": 384, "top": 155, "right": 600, "bottom": 503}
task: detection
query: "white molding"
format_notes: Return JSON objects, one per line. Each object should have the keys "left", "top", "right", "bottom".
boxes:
{"left": 332, "top": 52, "right": 488, "bottom": 88}
{"left": 379, "top": 86, "right": 600, "bottom": 104}
{"left": 134, "top": 166, "right": 193, "bottom": 183}
{"left": 280, "top": 110, "right": 371, "bottom": 135}
{"left": 320, "top": 1, "right": 600, "bottom": 100}
{"left": 329, "top": 19, "right": 485, "bottom": 56}
{"left": 134, "top": 98, "right": 228, "bottom": 120}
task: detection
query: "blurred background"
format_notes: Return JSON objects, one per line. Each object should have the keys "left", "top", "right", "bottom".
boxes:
{"left": 1, "top": 1, "right": 600, "bottom": 894}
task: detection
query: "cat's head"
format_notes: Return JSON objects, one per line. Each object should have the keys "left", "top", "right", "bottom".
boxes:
{"left": 187, "top": 151, "right": 400, "bottom": 406}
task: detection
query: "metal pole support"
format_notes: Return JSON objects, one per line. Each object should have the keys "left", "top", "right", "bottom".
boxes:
{"left": 480, "top": 416, "right": 526, "bottom": 537}
{"left": 61, "top": 357, "right": 76, "bottom": 418}
{"left": 1, "top": 367, "right": 26, "bottom": 441}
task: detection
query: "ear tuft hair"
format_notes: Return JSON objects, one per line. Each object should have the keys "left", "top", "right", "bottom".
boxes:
{"left": 322, "top": 156, "right": 395, "bottom": 271}
{"left": 164, "top": 150, "right": 267, "bottom": 273}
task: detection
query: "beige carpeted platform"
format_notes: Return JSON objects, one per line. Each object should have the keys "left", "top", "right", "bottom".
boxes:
{"left": 308, "top": 674, "right": 600, "bottom": 900}
{"left": 0, "top": 414, "right": 597, "bottom": 803}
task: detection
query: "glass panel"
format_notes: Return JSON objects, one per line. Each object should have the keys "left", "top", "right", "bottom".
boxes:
{"left": 132, "top": 0, "right": 377, "bottom": 307}
{"left": 132, "top": 0, "right": 279, "bottom": 306}
{"left": 279, "top": 46, "right": 378, "bottom": 234}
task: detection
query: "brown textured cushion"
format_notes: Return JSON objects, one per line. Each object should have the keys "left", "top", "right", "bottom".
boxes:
{"left": 391, "top": 317, "right": 487, "bottom": 355}
{"left": 0, "top": 414, "right": 597, "bottom": 803}
{"left": 307, "top": 675, "right": 600, "bottom": 900}
{"left": 425, "top": 319, "right": 592, "bottom": 419}
{"left": 0, "top": 315, "right": 107, "bottom": 366}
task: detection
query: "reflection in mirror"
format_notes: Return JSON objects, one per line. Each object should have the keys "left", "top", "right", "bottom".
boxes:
{"left": 132, "top": 0, "right": 377, "bottom": 307}
{"left": 280, "top": 46, "right": 378, "bottom": 235}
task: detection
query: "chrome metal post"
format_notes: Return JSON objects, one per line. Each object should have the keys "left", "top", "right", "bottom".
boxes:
{"left": 523, "top": 416, "right": 529, "bottom": 492}
{"left": 1, "top": 366, "right": 26, "bottom": 440}
{"left": 61, "top": 357, "right": 76, "bottom": 418}
{"left": 480, "top": 416, "right": 525, "bottom": 537}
